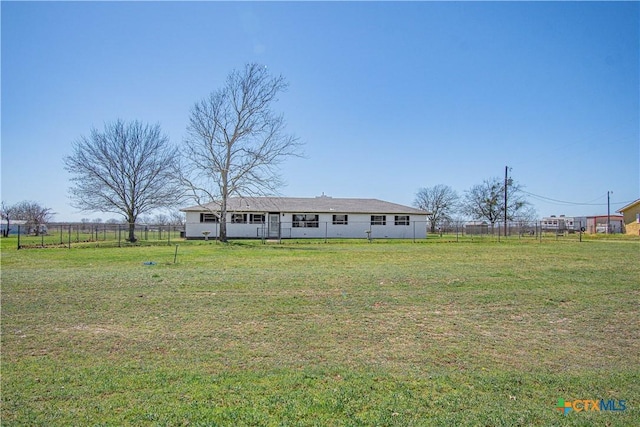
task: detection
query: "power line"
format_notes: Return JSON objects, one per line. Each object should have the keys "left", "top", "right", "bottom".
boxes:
{"left": 521, "top": 190, "right": 636, "bottom": 207}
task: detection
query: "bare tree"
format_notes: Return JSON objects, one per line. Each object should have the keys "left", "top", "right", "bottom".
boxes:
{"left": 462, "top": 176, "right": 529, "bottom": 228}
{"left": 168, "top": 210, "right": 185, "bottom": 226}
{"left": 1, "top": 201, "right": 16, "bottom": 237}
{"left": 153, "top": 213, "right": 169, "bottom": 226}
{"left": 12, "top": 200, "right": 54, "bottom": 235}
{"left": 178, "top": 63, "right": 302, "bottom": 241}
{"left": 65, "top": 120, "right": 183, "bottom": 242}
{"left": 414, "top": 184, "right": 459, "bottom": 233}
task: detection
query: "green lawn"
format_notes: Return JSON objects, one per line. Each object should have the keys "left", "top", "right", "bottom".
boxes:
{"left": 2, "top": 240, "right": 639, "bottom": 425}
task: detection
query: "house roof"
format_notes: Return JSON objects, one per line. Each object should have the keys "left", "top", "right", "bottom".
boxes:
{"left": 181, "top": 196, "right": 428, "bottom": 215}
{"left": 617, "top": 198, "right": 640, "bottom": 213}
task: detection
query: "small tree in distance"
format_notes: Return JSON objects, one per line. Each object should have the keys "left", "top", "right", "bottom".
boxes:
{"left": 65, "top": 120, "right": 183, "bottom": 242}
{"left": 414, "top": 184, "right": 460, "bottom": 233}
{"left": 1, "top": 201, "right": 16, "bottom": 237}
{"left": 10, "top": 200, "right": 54, "bottom": 235}
{"left": 462, "top": 176, "right": 530, "bottom": 229}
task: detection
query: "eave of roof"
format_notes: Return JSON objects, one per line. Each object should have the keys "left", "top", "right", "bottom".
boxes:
{"left": 181, "top": 196, "right": 428, "bottom": 215}
{"left": 616, "top": 198, "right": 640, "bottom": 213}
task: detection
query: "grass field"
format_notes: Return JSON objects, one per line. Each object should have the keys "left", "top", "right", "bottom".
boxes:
{"left": 2, "top": 239, "right": 639, "bottom": 425}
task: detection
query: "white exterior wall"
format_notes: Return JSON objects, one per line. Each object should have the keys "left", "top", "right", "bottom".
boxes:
{"left": 278, "top": 213, "right": 427, "bottom": 239}
{"left": 185, "top": 211, "right": 428, "bottom": 239}
{"left": 184, "top": 211, "right": 267, "bottom": 239}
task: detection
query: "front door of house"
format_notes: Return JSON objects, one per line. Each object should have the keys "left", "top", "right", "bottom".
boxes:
{"left": 268, "top": 213, "right": 280, "bottom": 238}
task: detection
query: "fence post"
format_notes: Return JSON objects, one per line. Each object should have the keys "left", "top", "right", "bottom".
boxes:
{"left": 539, "top": 221, "right": 542, "bottom": 243}
{"left": 17, "top": 225, "right": 21, "bottom": 249}
{"left": 68, "top": 225, "right": 72, "bottom": 249}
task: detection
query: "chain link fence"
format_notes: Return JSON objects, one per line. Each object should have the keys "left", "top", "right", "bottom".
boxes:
{"left": 184, "top": 219, "right": 633, "bottom": 242}
{"left": 425, "top": 220, "right": 634, "bottom": 243}
{"left": 9, "top": 223, "right": 185, "bottom": 249}
{"left": 3, "top": 220, "right": 635, "bottom": 249}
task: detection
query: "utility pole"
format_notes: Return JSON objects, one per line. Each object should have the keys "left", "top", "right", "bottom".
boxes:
{"left": 504, "top": 166, "right": 509, "bottom": 238}
{"left": 607, "top": 191, "right": 612, "bottom": 234}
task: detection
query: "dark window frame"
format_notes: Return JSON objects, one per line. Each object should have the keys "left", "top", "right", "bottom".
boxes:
{"left": 231, "top": 213, "right": 247, "bottom": 224}
{"left": 250, "top": 214, "right": 265, "bottom": 224}
{"left": 371, "top": 215, "right": 386, "bottom": 226}
{"left": 394, "top": 215, "right": 410, "bottom": 226}
{"left": 293, "top": 214, "right": 319, "bottom": 228}
{"left": 200, "top": 213, "right": 220, "bottom": 223}
{"left": 332, "top": 214, "right": 348, "bottom": 225}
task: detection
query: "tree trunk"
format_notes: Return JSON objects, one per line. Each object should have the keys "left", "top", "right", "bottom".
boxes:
{"left": 127, "top": 214, "right": 137, "bottom": 242}
{"left": 219, "top": 199, "right": 227, "bottom": 242}
{"left": 220, "top": 164, "right": 229, "bottom": 242}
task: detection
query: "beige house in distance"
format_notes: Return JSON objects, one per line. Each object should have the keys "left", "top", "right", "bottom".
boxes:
{"left": 617, "top": 199, "right": 640, "bottom": 235}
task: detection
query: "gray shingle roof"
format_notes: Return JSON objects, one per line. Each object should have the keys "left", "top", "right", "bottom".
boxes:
{"left": 182, "top": 196, "right": 427, "bottom": 215}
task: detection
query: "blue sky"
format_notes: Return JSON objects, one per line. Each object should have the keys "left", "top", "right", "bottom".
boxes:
{"left": 2, "top": 1, "right": 638, "bottom": 221}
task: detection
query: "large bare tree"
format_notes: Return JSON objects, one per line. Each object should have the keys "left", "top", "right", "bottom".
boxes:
{"left": 414, "top": 184, "right": 459, "bottom": 233}
{"left": 65, "top": 120, "right": 183, "bottom": 242}
{"left": 179, "top": 63, "right": 302, "bottom": 241}
{"left": 462, "top": 176, "right": 529, "bottom": 228}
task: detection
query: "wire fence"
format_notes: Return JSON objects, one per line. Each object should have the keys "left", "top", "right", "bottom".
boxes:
{"left": 8, "top": 223, "right": 185, "bottom": 249}
{"left": 2, "top": 220, "right": 635, "bottom": 249}
{"left": 425, "top": 221, "right": 582, "bottom": 243}
{"left": 184, "top": 219, "right": 634, "bottom": 243}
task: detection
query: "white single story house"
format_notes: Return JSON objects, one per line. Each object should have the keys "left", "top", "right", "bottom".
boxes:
{"left": 181, "top": 196, "right": 429, "bottom": 239}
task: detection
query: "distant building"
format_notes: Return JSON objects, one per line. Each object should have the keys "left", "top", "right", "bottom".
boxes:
{"left": 464, "top": 221, "right": 489, "bottom": 235}
{"left": 540, "top": 215, "right": 586, "bottom": 233}
{"left": 617, "top": 199, "right": 640, "bottom": 235}
{"left": 1, "top": 220, "right": 28, "bottom": 235}
{"left": 0, "top": 220, "right": 48, "bottom": 236}
{"left": 586, "top": 215, "right": 624, "bottom": 234}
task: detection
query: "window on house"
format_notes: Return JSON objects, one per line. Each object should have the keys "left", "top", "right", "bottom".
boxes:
{"left": 250, "top": 214, "right": 265, "bottom": 224}
{"left": 231, "top": 213, "right": 247, "bottom": 224}
{"left": 200, "top": 213, "right": 219, "bottom": 223}
{"left": 332, "top": 214, "right": 348, "bottom": 225}
{"left": 395, "top": 215, "right": 410, "bottom": 226}
{"left": 293, "top": 214, "right": 319, "bottom": 228}
{"left": 371, "top": 215, "right": 386, "bottom": 226}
